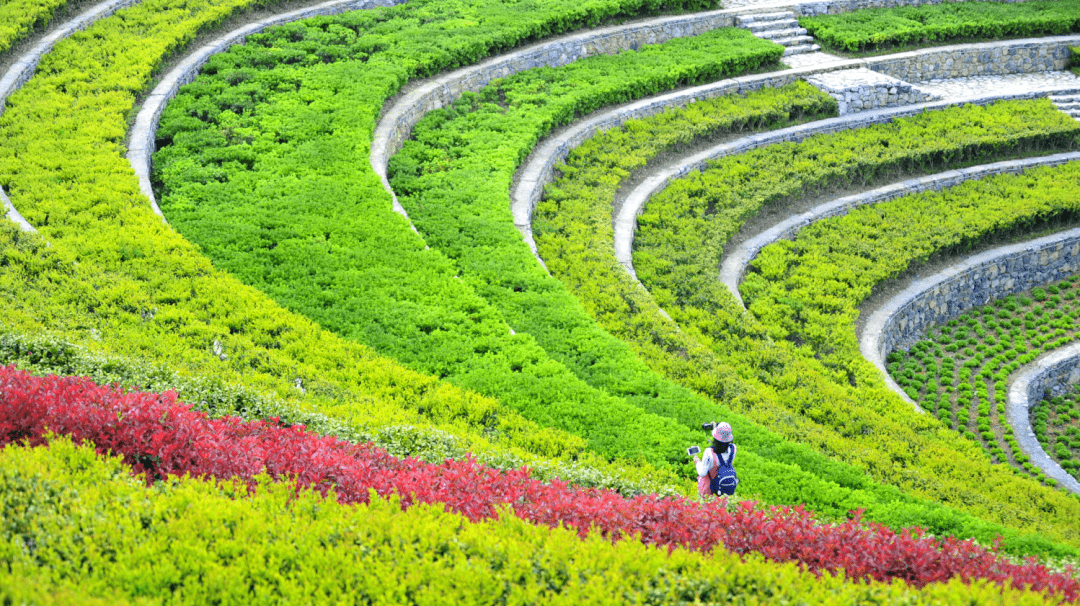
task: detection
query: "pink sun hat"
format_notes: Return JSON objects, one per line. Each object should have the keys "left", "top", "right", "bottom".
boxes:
{"left": 712, "top": 422, "right": 733, "bottom": 442}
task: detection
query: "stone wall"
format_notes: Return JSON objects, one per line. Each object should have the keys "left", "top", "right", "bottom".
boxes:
{"left": 372, "top": 10, "right": 737, "bottom": 166}
{"left": 1007, "top": 343, "right": 1080, "bottom": 495}
{"left": 805, "top": 68, "right": 938, "bottom": 114}
{"left": 614, "top": 85, "right": 1080, "bottom": 278}
{"left": 876, "top": 231, "right": 1080, "bottom": 360}
{"left": 721, "top": 153, "right": 1080, "bottom": 305}
{"left": 793, "top": 0, "right": 1035, "bottom": 17}
{"left": 865, "top": 36, "right": 1080, "bottom": 82}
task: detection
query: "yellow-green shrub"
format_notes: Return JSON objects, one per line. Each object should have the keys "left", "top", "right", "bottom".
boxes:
{"left": 0, "top": 437, "right": 1066, "bottom": 605}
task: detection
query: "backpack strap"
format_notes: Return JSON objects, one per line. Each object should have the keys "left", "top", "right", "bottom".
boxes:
{"left": 706, "top": 450, "right": 720, "bottom": 479}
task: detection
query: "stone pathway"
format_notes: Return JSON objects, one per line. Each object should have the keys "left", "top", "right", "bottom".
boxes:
{"left": 780, "top": 50, "right": 849, "bottom": 69}
{"left": 916, "top": 70, "right": 1080, "bottom": 100}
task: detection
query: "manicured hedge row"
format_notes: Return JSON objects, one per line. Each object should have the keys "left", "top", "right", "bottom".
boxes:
{"left": 0, "top": 327, "right": 682, "bottom": 496}
{"left": 155, "top": 28, "right": 779, "bottom": 473}
{"left": 0, "top": 0, "right": 721, "bottom": 497}
{"left": 890, "top": 276, "right": 1080, "bottom": 485}
{"left": 535, "top": 96, "right": 1080, "bottom": 554}
{"left": 800, "top": 0, "right": 1080, "bottom": 53}
{"left": 0, "top": 0, "right": 69, "bottom": 53}
{"left": 4, "top": 366, "right": 1079, "bottom": 597}
{"left": 2, "top": 439, "right": 1064, "bottom": 606}
{"left": 386, "top": 74, "right": 941, "bottom": 523}
{"left": 741, "top": 162, "right": 1080, "bottom": 477}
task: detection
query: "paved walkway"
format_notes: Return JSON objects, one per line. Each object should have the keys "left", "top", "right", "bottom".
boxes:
{"left": 918, "top": 70, "right": 1080, "bottom": 99}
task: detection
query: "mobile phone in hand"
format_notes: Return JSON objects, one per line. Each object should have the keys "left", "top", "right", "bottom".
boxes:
{"left": 687, "top": 445, "right": 701, "bottom": 457}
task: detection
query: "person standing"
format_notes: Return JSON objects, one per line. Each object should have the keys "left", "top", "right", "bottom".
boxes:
{"left": 694, "top": 421, "right": 738, "bottom": 498}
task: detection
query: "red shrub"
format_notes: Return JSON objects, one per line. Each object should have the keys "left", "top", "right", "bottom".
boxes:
{"left": 0, "top": 365, "right": 1074, "bottom": 598}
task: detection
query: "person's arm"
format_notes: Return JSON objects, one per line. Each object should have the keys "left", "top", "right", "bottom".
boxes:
{"left": 694, "top": 448, "right": 715, "bottom": 477}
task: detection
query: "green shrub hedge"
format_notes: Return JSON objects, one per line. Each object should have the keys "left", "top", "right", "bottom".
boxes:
{"left": 154, "top": 27, "right": 779, "bottom": 473}
{"left": 742, "top": 162, "right": 1080, "bottom": 480}
{"left": 0, "top": 437, "right": 1063, "bottom": 605}
{"left": 0, "top": 0, "right": 717, "bottom": 501}
{"left": 801, "top": 0, "right": 1080, "bottom": 53}
{"left": 535, "top": 96, "right": 1080, "bottom": 554}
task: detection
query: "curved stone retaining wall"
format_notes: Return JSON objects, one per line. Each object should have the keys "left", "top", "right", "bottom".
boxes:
{"left": 792, "top": 0, "right": 1035, "bottom": 17}
{"left": 510, "top": 59, "right": 861, "bottom": 258}
{"left": 127, "top": 0, "right": 407, "bottom": 219}
{"left": 720, "top": 152, "right": 1080, "bottom": 304}
{"left": 872, "top": 231, "right": 1080, "bottom": 358}
{"left": 369, "top": 9, "right": 740, "bottom": 217}
{"left": 613, "top": 85, "right": 1080, "bottom": 279}
{"left": 1008, "top": 344, "right": 1080, "bottom": 495}
{"left": 865, "top": 35, "right": 1080, "bottom": 82}
{"left": 860, "top": 228, "right": 1080, "bottom": 408}
{"left": 0, "top": 0, "right": 139, "bottom": 116}
{"left": 1, "top": 0, "right": 142, "bottom": 233}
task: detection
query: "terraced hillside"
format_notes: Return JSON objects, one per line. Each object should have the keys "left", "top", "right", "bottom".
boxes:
{"left": 4, "top": 0, "right": 1080, "bottom": 601}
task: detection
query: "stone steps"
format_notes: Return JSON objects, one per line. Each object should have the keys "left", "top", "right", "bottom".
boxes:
{"left": 734, "top": 11, "right": 792, "bottom": 25}
{"left": 773, "top": 35, "right": 815, "bottom": 47}
{"left": 755, "top": 27, "right": 808, "bottom": 40}
{"left": 736, "top": 9, "right": 821, "bottom": 53}
{"left": 745, "top": 18, "right": 799, "bottom": 33}
{"left": 1050, "top": 95, "right": 1080, "bottom": 120}
{"left": 782, "top": 43, "right": 820, "bottom": 56}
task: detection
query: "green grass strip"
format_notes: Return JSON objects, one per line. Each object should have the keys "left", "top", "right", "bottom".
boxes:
{"left": 1, "top": 437, "right": 1055, "bottom": 606}
{"left": 0, "top": 0, "right": 704, "bottom": 496}
{"left": 800, "top": 0, "right": 1080, "bottom": 53}
{"left": 535, "top": 96, "right": 1080, "bottom": 555}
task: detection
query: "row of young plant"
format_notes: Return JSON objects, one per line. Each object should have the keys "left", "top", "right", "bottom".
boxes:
{"left": 890, "top": 275, "right": 1080, "bottom": 484}
{"left": 0, "top": 0, "right": 72, "bottom": 53}
{"left": 0, "top": 0, "right": 719, "bottom": 507}
{"left": 1034, "top": 381, "right": 1080, "bottom": 481}
{"left": 4, "top": 364, "right": 1078, "bottom": 598}
{"left": 5, "top": 438, "right": 1067, "bottom": 606}
{"left": 799, "top": 0, "right": 1080, "bottom": 53}
{"left": 742, "top": 160, "right": 1080, "bottom": 485}
{"left": 154, "top": 28, "right": 790, "bottom": 474}
{"left": 622, "top": 98, "right": 1080, "bottom": 541}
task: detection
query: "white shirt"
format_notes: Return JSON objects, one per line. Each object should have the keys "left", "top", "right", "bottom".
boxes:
{"left": 695, "top": 444, "right": 735, "bottom": 477}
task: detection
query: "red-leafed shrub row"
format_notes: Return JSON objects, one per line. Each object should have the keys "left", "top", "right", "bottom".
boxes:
{"left": 0, "top": 365, "right": 1075, "bottom": 597}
